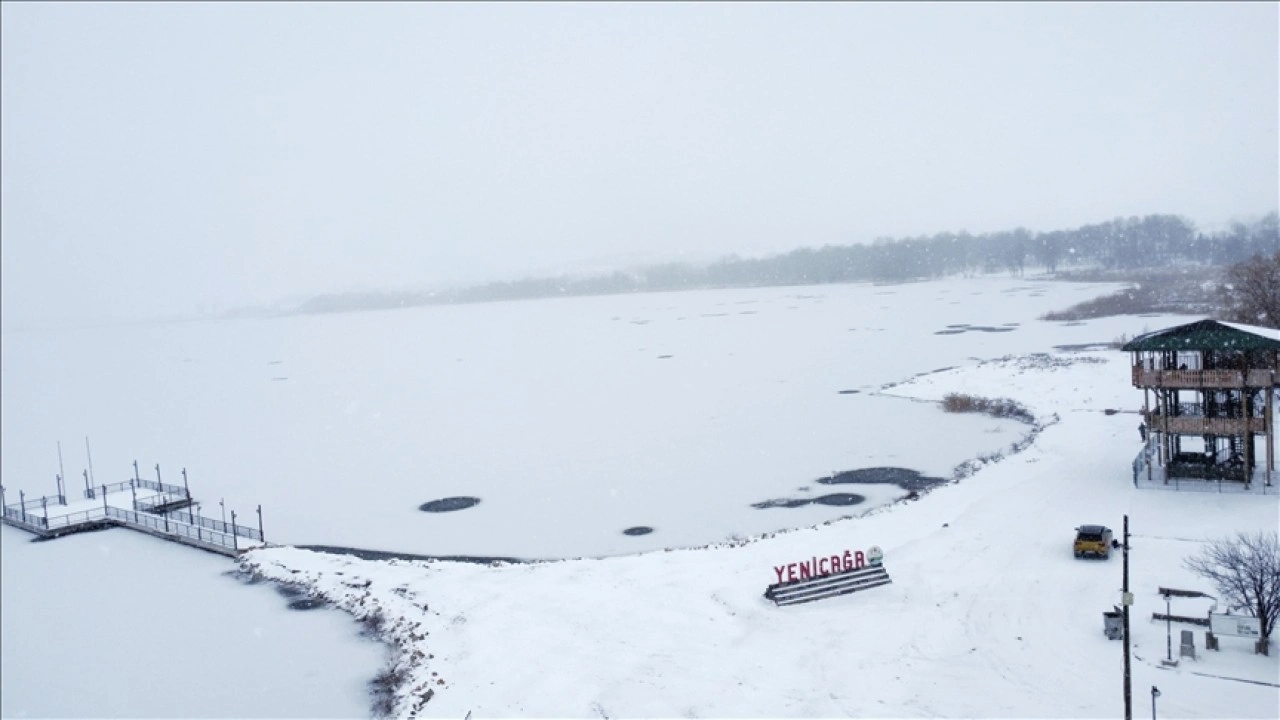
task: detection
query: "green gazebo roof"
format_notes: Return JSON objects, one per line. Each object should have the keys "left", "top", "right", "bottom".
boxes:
{"left": 1121, "top": 319, "right": 1280, "bottom": 352}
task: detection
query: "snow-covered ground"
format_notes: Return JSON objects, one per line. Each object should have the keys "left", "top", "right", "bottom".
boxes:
{"left": 3, "top": 277, "right": 1277, "bottom": 717}
{"left": 241, "top": 350, "right": 1280, "bottom": 718}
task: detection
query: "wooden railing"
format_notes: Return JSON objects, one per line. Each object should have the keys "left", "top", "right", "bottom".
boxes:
{"left": 132, "top": 478, "right": 187, "bottom": 495}
{"left": 1141, "top": 411, "right": 1268, "bottom": 435}
{"left": 1132, "top": 367, "right": 1278, "bottom": 389}
{"left": 2, "top": 502, "right": 254, "bottom": 556}
{"left": 5, "top": 493, "right": 65, "bottom": 512}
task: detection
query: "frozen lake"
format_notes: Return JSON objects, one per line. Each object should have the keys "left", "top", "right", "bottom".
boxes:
{"left": 2, "top": 277, "right": 1152, "bottom": 558}
{"left": 0, "top": 524, "right": 384, "bottom": 718}
{"left": 1, "top": 277, "right": 1246, "bottom": 719}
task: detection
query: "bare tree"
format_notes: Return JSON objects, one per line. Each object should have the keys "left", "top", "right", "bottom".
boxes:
{"left": 1184, "top": 531, "right": 1280, "bottom": 654}
{"left": 1219, "top": 252, "right": 1280, "bottom": 329}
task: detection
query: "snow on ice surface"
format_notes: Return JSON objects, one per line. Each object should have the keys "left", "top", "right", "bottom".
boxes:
{"left": 3, "top": 278, "right": 1158, "bottom": 559}
{"left": 242, "top": 350, "right": 1280, "bottom": 718}
{"left": 0, "top": 524, "right": 384, "bottom": 718}
{"left": 4, "top": 277, "right": 1277, "bottom": 717}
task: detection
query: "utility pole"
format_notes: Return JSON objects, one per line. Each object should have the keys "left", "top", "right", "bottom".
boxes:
{"left": 1123, "top": 514, "right": 1133, "bottom": 720}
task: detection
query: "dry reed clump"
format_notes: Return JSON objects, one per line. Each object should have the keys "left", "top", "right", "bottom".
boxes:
{"left": 940, "top": 393, "right": 1035, "bottom": 424}
{"left": 369, "top": 661, "right": 415, "bottom": 718}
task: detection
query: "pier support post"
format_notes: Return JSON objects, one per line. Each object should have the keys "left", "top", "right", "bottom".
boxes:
{"left": 85, "top": 437, "right": 95, "bottom": 487}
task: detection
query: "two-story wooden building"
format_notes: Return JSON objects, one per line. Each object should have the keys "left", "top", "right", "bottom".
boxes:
{"left": 1122, "top": 319, "right": 1280, "bottom": 487}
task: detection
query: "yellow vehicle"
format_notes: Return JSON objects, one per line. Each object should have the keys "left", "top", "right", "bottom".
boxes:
{"left": 1074, "top": 525, "right": 1114, "bottom": 559}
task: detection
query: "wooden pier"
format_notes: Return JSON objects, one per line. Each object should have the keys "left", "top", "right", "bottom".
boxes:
{"left": 1, "top": 466, "right": 266, "bottom": 558}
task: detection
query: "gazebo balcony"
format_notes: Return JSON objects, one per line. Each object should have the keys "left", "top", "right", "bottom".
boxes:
{"left": 1140, "top": 410, "right": 1268, "bottom": 435}
{"left": 1131, "top": 367, "right": 1278, "bottom": 389}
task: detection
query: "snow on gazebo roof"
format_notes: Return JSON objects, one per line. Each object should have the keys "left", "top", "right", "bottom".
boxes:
{"left": 1120, "top": 318, "right": 1280, "bottom": 352}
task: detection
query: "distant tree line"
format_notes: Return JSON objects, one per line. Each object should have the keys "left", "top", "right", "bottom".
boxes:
{"left": 1220, "top": 250, "right": 1280, "bottom": 328}
{"left": 291, "top": 212, "right": 1279, "bottom": 315}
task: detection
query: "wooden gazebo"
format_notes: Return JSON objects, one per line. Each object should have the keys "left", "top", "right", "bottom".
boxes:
{"left": 1123, "top": 319, "right": 1280, "bottom": 487}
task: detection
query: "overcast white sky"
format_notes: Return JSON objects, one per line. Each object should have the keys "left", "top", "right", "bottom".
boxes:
{"left": 2, "top": 2, "right": 1277, "bottom": 328}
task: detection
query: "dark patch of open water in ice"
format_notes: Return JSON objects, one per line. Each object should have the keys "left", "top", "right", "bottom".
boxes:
{"left": 418, "top": 497, "right": 480, "bottom": 513}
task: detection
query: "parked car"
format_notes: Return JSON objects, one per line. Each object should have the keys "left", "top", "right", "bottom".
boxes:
{"left": 1074, "top": 525, "right": 1113, "bottom": 559}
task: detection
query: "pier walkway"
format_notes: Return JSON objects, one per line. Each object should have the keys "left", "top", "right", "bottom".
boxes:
{"left": 2, "top": 472, "right": 266, "bottom": 557}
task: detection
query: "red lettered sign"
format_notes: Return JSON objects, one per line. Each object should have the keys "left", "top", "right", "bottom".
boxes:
{"left": 772, "top": 549, "right": 867, "bottom": 585}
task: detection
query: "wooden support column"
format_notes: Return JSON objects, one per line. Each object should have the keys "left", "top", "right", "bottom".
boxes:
{"left": 1161, "top": 389, "right": 1172, "bottom": 469}
{"left": 1267, "top": 386, "right": 1275, "bottom": 486}
{"left": 1243, "top": 379, "right": 1252, "bottom": 488}
{"left": 1144, "top": 386, "right": 1153, "bottom": 484}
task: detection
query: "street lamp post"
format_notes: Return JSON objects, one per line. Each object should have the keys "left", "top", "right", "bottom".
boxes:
{"left": 220, "top": 498, "right": 226, "bottom": 525}
{"left": 1151, "top": 686, "right": 1160, "bottom": 720}
{"left": 1122, "top": 515, "right": 1133, "bottom": 720}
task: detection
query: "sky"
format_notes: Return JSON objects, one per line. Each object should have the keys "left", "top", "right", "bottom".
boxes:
{"left": 2, "top": 2, "right": 1277, "bottom": 328}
